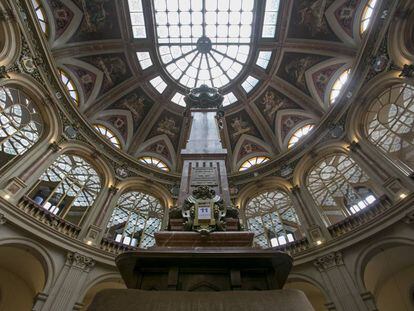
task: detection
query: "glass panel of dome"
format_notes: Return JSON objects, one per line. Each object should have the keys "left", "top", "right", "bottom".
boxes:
{"left": 152, "top": 0, "right": 255, "bottom": 89}
{"left": 139, "top": 156, "right": 169, "bottom": 171}
{"left": 360, "top": 0, "right": 377, "bottom": 34}
{"left": 241, "top": 75, "right": 259, "bottom": 93}
{"left": 128, "top": 0, "right": 147, "bottom": 38}
{"left": 288, "top": 124, "right": 314, "bottom": 149}
{"left": 31, "top": 0, "right": 48, "bottom": 34}
{"left": 171, "top": 92, "right": 186, "bottom": 106}
{"left": 223, "top": 92, "right": 237, "bottom": 106}
{"left": 262, "top": 0, "right": 280, "bottom": 38}
{"left": 330, "top": 69, "right": 350, "bottom": 104}
{"left": 256, "top": 51, "right": 272, "bottom": 69}
{"left": 94, "top": 124, "right": 121, "bottom": 149}
{"left": 59, "top": 70, "right": 79, "bottom": 105}
{"left": 136, "top": 52, "right": 153, "bottom": 70}
{"left": 149, "top": 76, "right": 167, "bottom": 94}
{"left": 239, "top": 156, "right": 269, "bottom": 171}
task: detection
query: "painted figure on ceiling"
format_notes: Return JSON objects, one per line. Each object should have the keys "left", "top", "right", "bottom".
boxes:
{"left": 231, "top": 117, "right": 251, "bottom": 138}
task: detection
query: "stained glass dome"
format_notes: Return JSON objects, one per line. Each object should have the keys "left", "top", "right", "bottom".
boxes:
{"left": 153, "top": 0, "right": 260, "bottom": 89}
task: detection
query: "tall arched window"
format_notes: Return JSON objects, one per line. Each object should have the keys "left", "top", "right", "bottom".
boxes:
{"left": 245, "top": 190, "right": 301, "bottom": 248}
{"left": 29, "top": 154, "right": 101, "bottom": 226}
{"left": 365, "top": 83, "right": 414, "bottom": 172}
{"left": 306, "top": 153, "right": 376, "bottom": 226}
{"left": 138, "top": 156, "right": 170, "bottom": 171}
{"left": 0, "top": 86, "right": 43, "bottom": 168}
{"left": 105, "top": 191, "right": 165, "bottom": 248}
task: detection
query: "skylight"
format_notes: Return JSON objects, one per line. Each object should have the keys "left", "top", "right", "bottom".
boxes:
{"left": 153, "top": 0, "right": 255, "bottom": 89}
{"left": 137, "top": 52, "right": 153, "bottom": 70}
{"left": 241, "top": 75, "right": 259, "bottom": 93}
{"left": 262, "top": 0, "right": 280, "bottom": 38}
{"left": 150, "top": 76, "right": 168, "bottom": 94}
{"left": 128, "top": 0, "right": 147, "bottom": 38}
{"left": 223, "top": 92, "right": 238, "bottom": 106}
{"left": 171, "top": 92, "right": 186, "bottom": 106}
{"left": 256, "top": 51, "right": 272, "bottom": 69}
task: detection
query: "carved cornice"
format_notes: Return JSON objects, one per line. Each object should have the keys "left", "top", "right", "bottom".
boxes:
{"left": 314, "top": 251, "right": 343, "bottom": 272}
{"left": 66, "top": 252, "right": 95, "bottom": 271}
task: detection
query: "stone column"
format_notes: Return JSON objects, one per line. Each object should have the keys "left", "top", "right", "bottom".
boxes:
{"left": 291, "top": 185, "right": 331, "bottom": 243}
{"left": 314, "top": 252, "right": 375, "bottom": 311}
{"left": 80, "top": 185, "right": 120, "bottom": 245}
{"left": 348, "top": 141, "right": 411, "bottom": 201}
{"left": 40, "top": 252, "right": 95, "bottom": 311}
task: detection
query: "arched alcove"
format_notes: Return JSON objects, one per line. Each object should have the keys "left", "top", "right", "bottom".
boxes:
{"left": 81, "top": 278, "right": 126, "bottom": 311}
{"left": 363, "top": 245, "right": 414, "bottom": 311}
{"left": 0, "top": 245, "right": 47, "bottom": 311}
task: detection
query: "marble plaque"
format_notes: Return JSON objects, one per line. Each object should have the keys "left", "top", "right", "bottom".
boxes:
{"left": 191, "top": 167, "right": 217, "bottom": 186}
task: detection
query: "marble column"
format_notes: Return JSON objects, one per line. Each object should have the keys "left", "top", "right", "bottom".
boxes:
{"left": 291, "top": 185, "right": 331, "bottom": 243}
{"left": 40, "top": 252, "right": 95, "bottom": 311}
{"left": 348, "top": 141, "right": 411, "bottom": 201}
{"left": 79, "top": 185, "right": 119, "bottom": 244}
{"left": 314, "top": 252, "right": 376, "bottom": 311}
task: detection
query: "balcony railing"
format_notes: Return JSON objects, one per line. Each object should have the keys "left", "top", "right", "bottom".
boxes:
{"left": 19, "top": 196, "right": 81, "bottom": 238}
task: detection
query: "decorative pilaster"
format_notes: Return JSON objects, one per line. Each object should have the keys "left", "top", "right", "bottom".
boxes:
{"left": 41, "top": 252, "right": 95, "bottom": 311}
{"left": 314, "top": 252, "right": 374, "bottom": 311}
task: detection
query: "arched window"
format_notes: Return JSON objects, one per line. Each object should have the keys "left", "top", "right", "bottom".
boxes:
{"left": 306, "top": 153, "right": 376, "bottom": 226}
{"left": 59, "top": 70, "right": 79, "bottom": 105}
{"left": 245, "top": 190, "right": 301, "bottom": 248}
{"left": 365, "top": 83, "right": 414, "bottom": 171}
{"left": 360, "top": 0, "right": 377, "bottom": 34}
{"left": 239, "top": 156, "right": 270, "bottom": 171}
{"left": 138, "top": 156, "right": 169, "bottom": 171}
{"left": 288, "top": 124, "right": 314, "bottom": 149}
{"left": 94, "top": 124, "right": 121, "bottom": 149}
{"left": 105, "top": 191, "right": 165, "bottom": 248}
{"left": 30, "top": 155, "right": 101, "bottom": 226}
{"left": 0, "top": 86, "right": 43, "bottom": 168}
{"left": 330, "top": 69, "right": 350, "bottom": 104}
{"left": 31, "top": 0, "right": 48, "bottom": 34}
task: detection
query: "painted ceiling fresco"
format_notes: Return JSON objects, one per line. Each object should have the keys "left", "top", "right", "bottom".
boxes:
{"left": 39, "top": 0, "right": 370, "bottom": 172}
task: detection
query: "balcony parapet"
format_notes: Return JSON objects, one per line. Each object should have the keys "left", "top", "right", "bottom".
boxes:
{"left": 327, "top": 195, "right": 390, "bottom": 239}
{"left": 18, "top": 196, "right": 81, "bottom": 238}
{"left": 100, "top": 238, "right": 136, "bottom": 255}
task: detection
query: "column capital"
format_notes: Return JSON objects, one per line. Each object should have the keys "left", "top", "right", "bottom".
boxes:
{"left": 49, "top": 141, "right": 61, "bottom": 152}
{"left": 314, "top": 251, "right": 343, "bottom": 272}
{"left": 290, "top": 185, "right": 300, "bottom": 194}
{"left": 348, "top": 140, "right": 360, "bottom": 152}
{"left": 66, "top": 252, "right": 95, "bottom": 271}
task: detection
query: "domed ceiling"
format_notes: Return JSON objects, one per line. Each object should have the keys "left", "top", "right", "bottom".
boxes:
{"left": 37, "top": 0, "right": 373, "bottom": 174}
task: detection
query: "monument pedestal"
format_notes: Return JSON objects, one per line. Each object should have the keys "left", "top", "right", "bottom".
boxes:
{"left": 89, "top": 288, "right": 314, "bottom": 311}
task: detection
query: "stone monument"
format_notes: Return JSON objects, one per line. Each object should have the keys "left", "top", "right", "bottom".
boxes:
{"left": 88, "top": 86, "right": 314, "bottom": 311}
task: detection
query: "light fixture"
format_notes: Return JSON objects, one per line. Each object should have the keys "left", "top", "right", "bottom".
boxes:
{"left": 399, "top": 192, "right": 408, "bottom": 199}
{"left": 316, "top": 240, "right": 323, "bottom": 246}
{"left": 3, "top": 194, "right": 10, "bottom": 200}
{"left": 86, "top": 240, "right": 93, "bottom": 246}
